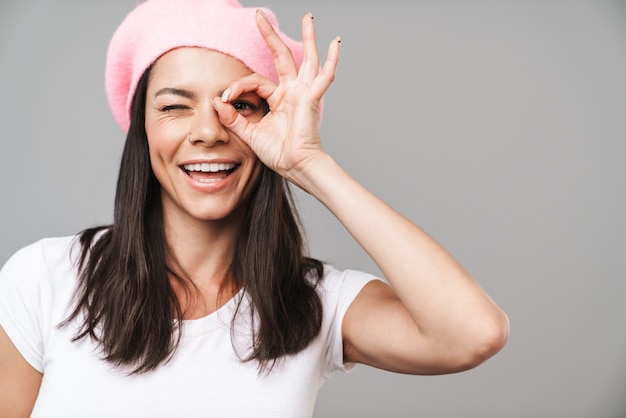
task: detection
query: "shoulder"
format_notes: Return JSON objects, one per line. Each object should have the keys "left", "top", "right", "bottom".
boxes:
{"left": 1, "top": 236, "right": 78, "bottom": 272}
{"left": 308, "top": 265, "right": 381, "bottom": 374}
{"left": 0, "top": 236, "right": 80, "bottom": 372}
{"left": 0, "top": 235, "right": 80, "bottom": 292}
{"left": 317, "top": 264, "right": 380, "bottom": 296}
{"left": 315, "top": 264, "right": 382, "bottom": 316}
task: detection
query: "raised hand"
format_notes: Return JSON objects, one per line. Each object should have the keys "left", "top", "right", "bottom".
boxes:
{"left": 211, "top": 10, "right": 340, "bottom": 187}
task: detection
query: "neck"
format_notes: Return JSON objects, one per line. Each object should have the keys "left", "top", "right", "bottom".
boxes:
{"left": 161, "top": 203, "right": 244, "bottom": 318}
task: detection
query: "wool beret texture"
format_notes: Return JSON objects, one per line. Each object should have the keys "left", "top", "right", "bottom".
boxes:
{"left": 105, "top": 0, "right": 308, "bottom": 133}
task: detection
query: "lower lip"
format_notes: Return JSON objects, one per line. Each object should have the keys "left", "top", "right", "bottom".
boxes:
{"left": 181, "top": 167, "right": 238, "bottom": 193}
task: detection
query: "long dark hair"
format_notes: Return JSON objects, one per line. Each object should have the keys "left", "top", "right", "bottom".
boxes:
{"left": 64, "top": 68, "right": 324, "bottom": 374}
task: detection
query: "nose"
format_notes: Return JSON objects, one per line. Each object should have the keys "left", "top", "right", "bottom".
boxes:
{"left": 187, "top": 104, "right": 229, "bottom": 146}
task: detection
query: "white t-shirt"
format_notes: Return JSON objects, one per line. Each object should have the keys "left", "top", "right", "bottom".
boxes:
{"left": 0, "top": 236, "right": 377, "bottom": 418}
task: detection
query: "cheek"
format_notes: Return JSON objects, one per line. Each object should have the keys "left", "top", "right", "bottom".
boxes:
{"left": 145, "top": 120, "right": 182, "bottom": 160}
{"left": 146, "top": 131, "right": 166, "bottom": 166}
{"left": 146, "top": 142, "right": 167, "bottom": 186}
{"left": 145, "top": 129, "right": 178, "bottom": 184}
{"left": 145, "top": 112, "right": 188, "bottom": 146}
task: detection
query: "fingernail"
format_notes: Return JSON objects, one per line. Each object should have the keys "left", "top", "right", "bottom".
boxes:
{"left": 336, "top": 36, "right": 341, "bottom": 44}
{"left": 221, "top": 89, "right": 231, "bottom": 102}
{"left": 308, "top": 12, "right": 314, "bottom": 20}
{"left": 257, "top": 8, "right": 270, "bottom": 21}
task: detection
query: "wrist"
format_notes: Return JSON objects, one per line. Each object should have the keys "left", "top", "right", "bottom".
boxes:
{"left": 286, "top": 152, "right": 340, "bottom": 197}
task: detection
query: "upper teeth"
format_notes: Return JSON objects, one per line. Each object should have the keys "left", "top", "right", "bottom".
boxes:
{"left": 183, "top": 163, "right": 235, "bottom": 172}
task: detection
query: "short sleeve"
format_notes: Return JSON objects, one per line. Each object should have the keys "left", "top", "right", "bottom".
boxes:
{"left": 319, "top": 266, "right": 381, "bottom": 377}
{"left": 0, "top": 241, "right": 48, "bottom": 372}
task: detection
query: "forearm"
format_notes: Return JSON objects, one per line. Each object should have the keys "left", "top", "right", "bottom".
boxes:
{"left": 290, "top": 153, "right": 509, "bottom": 346}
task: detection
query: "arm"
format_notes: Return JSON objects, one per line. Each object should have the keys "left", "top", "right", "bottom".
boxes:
{"left": 0, "top": 325, "right": 42, "bottom": 417}
{"left": 296, "top": 154, "right": 509, "bottom": 374}
{"left": 213, "top": 10, "right": 509, "bottom": 374}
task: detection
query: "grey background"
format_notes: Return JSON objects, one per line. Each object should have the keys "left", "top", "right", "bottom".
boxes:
{"left": 1, "top": 0, "right": 625, "bottom": 417}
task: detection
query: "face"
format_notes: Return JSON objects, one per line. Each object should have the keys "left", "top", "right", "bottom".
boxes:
{"left": 145, "top": 47, "right": 265, "bottom": 226}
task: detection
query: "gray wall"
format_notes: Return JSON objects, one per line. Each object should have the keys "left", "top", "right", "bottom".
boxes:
{"left": 1, "top": 0, "right": 625, "bottom": 416}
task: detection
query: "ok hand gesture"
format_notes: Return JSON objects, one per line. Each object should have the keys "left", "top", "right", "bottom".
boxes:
{"left": 212, "top": 11, "right": 340, "bottom": 187}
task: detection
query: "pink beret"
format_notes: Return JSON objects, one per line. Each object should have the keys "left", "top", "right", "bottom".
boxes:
{"left": 105, "top": 0, "right": 310, "bottom": 133}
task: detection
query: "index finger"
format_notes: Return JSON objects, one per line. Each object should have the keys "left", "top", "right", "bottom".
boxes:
{"left": 256, "top": 9, "right": 298, "bottom": 82}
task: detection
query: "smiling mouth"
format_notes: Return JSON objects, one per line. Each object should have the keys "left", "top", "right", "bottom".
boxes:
{"left": 182, "top": 163, "right": 237, "bottom": 183}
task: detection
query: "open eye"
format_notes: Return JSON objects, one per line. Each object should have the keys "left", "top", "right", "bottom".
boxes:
{"left": 231, "top": 100, "right": 261, "bottom": 117}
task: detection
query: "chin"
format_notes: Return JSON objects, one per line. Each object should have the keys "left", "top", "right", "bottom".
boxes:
{"left": 191, "top": 204, "right": 247, "bottom": 223}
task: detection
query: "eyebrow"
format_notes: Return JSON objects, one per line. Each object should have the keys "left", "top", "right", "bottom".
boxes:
{"left": 154, "top": 87, "right": 196, "bottom": 99}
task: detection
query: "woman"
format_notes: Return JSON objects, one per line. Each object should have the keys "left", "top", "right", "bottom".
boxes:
{"left": 0, "top": 0, "right": 509, "bottom": 416}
